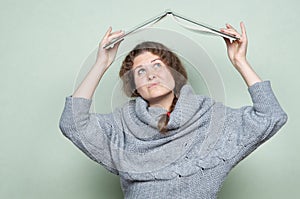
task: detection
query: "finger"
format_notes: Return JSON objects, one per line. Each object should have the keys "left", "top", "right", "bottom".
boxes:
{"left": 222, "top": 23, "right": 238, "bottom": 33}
{"left": 226, "top": 23, "right": 237, "bottom": 32}
{"left": 240, "top": 22, "right": 247, "bottom": 40}
{"left": 108, "top": 30, "right": 125, "bottom": 41}
{"left": 103, "top": 34, "right": 125, "bottom": 50}
{"left": 221, "top": 28, "right": 239, "bottom": 35}
{"left": 104, "top": 31, "right": 124, "bottom": 49}
{"left": 103, "top": 27, "right": 112, "bottom": 40}
{"left": 99, "top": 27, "right": 112, "bottom": 47}
{"left": 112, "top": 38, "right": 124, "bottom": 49}
{"left": 100, "top": 29, "right": 124, "bottom": 49}
{"left": 221, "top": 28, "right": 241, "bottom": 39}
{"left": 225, "top": 23, "right": 243, "bottom": 39}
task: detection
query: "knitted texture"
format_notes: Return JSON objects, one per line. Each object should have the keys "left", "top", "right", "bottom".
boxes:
{"left": 59, "top": 81, "right": 287, "bottom": 199}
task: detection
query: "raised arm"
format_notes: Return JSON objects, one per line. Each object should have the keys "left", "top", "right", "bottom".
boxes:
{"left": 221, "top": 22, "right": 262, "bottom": 87}
{"left": 59, "top": 27, "right": 124, "bottom": 174}
{"left": 73, "top": 27, "right": 124, "bottom": 99}
{"left": 215, "top": 23, "right": 288, "bottom": 164}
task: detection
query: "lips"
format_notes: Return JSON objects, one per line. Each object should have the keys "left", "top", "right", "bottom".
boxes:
{"left": 147, "top": 82, "right": 159, "bottom": 89}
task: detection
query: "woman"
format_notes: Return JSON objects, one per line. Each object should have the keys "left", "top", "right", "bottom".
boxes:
{"left": 59, "top": 23, "right": 287, "bottom": 198}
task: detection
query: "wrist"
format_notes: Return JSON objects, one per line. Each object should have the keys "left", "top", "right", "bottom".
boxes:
{"left": 232, "top": 57, "right": 249, "bottom": 71}
{"left": 235, "top": 57, "right": 247, "bottom": 64}
{"left": 94, "top": 58, "right": 107, "bottom": 67}
{"left": 94, "top": 60, "right": 109, "bottom": 71}
{"left": 235, "top": 61, "right": 262, "bottom": 87}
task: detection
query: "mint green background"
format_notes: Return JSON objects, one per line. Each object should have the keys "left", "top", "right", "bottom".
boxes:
{"left": 0, "top": 0, "right": 298, "bottom": 198}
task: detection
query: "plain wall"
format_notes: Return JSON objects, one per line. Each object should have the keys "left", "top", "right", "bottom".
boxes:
{"left": 0, "top": 0, "right": 299, "bottom": 198}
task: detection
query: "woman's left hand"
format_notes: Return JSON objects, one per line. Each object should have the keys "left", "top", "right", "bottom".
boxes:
{"left": 221, "top": 22, "right": 248, "bottom": 69}
{"left": 221, "top": 22, "right": 262, "bottom": 87}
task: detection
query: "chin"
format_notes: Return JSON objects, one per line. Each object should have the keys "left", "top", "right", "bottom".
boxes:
{"left": 145, "top": 89, "right": 173, "bottom": 100}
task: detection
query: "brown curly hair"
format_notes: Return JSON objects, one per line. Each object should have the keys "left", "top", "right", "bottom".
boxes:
{"left": 119, "top": 41, "right": 188, "bottom": 133}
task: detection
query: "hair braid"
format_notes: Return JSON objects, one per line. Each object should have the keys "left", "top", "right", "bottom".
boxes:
{"left": 157, "top": 96, "right": 178, "bottom": 134}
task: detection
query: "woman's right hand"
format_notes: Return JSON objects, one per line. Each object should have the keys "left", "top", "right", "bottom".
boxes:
{"left": 95, "top": 27, "right": 124, "bottom": 70}
{"left": 72, "top": 27, "right": 124, "bottom": 99}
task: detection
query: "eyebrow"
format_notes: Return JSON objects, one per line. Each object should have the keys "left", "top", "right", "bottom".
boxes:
{"left": 151, "top": 58, "right": 161, "bottom": 63}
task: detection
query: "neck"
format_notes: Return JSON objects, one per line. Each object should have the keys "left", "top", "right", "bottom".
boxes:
{"left": 148, "top": 91, "right": 175, "bottom": 111}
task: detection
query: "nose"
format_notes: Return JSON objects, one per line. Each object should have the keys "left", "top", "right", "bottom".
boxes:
{"left": 148, "top": 74, "right": 156, "bottom": 80}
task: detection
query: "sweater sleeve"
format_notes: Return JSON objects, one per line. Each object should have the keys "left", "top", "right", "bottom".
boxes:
{"left": 216, "top": 80, "right": 288, "bottom": 162}
{"left": 59, "top": 96, "right": 119, "bottom": 175}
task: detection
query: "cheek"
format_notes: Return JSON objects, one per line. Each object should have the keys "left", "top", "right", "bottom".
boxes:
{"left": 134, "top": 76, "right": 147, "bottom": 92}
{"left": 134, "top": 76, "right": 142, "bottom": 89}
{"left": 160, "top": 71, "right": 175, "bottom": 90}
{"left": 135, "top": 81, "right": 148, "bottom": 98}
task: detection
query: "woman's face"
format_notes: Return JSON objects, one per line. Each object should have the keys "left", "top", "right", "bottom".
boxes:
{"left": 132, "top": 52, "right": 175, "bottom": 104}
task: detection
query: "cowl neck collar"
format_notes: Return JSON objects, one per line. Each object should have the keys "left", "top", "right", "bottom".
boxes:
{"left": 116, "top": 84, "right": 217, "bottom": 176}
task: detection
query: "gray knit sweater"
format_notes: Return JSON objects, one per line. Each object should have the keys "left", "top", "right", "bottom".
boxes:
{"left": 59, "top": 81, "right": 287, "bottom": 199}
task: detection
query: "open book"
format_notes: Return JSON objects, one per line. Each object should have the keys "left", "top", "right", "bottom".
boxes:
{"left": 103, "top": 10, "right": 239, "bottom": 49}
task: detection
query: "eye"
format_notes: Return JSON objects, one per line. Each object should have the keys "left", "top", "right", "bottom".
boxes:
{"left": 153, "top": 62, "right": 162, "bottom": 69}
{"left": 137, "top": 68, "right": 146, "bottom": 76}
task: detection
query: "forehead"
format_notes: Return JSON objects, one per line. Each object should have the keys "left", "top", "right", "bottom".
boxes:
{"left": 132, "top": 52, "right": 161, "bottom": 69}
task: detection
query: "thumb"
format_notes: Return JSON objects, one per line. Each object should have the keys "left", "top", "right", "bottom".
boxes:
{"left": 223, "top": 37, "right": 232, "bottom": 48}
